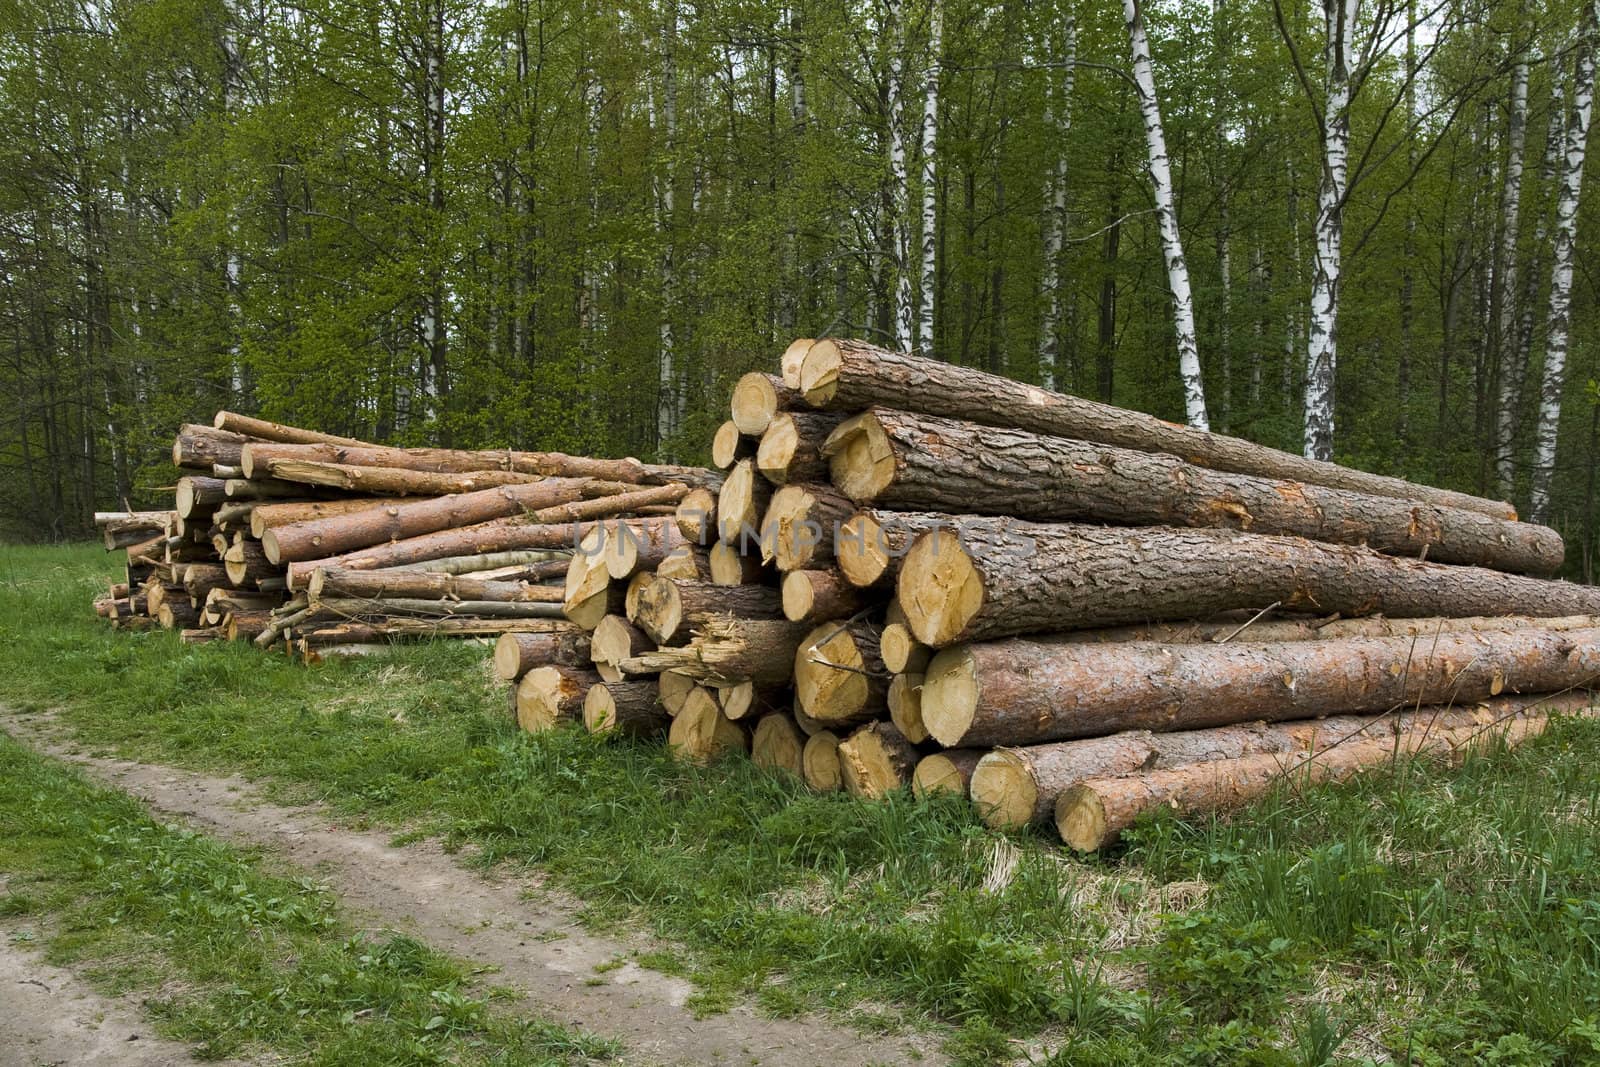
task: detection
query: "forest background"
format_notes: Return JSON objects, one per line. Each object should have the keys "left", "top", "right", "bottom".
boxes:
{"left": 4, "top": 0, "right": 1599, "bottom": 579}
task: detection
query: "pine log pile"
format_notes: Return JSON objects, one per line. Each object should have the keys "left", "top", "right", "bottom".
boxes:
{"left": 93, "top": 414, "right": 715, "bottom": 661}
{"left": 487, "top": 337, "right": 1600, "bottom": 848}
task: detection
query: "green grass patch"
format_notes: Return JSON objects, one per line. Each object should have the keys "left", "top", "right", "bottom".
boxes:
{"left": 0, "top": 726, "right": 617, "bottom": 1064}
{"left": 7, "top": 543, "right": 1600, "bottom": 1064}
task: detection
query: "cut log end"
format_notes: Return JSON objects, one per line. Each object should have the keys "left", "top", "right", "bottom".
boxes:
{"left": 921, "top": 646, "right": 979, "bottom": 746}
{"left": 717, "top": 460, "right": 767, "bottom": 544}
{"left": 899, "top": 530, "right": 983, "bottom": 646}
{"left": 1055, "top": 786, "right": 1110, "bottom": 853}
{"left": 756, "top": 413, "right": 801, "bottom": 485}
{"left": 781, "top": 570, "right": 815, "bottom": 621}
{"left": 708, "top": 541, "right": 761, "bottom": 585}
{"left": 880, "top": 623, "right": 930, "bottom": 674}
{"left": 583, "top": 685, "right": 619, "bottom": 733}
{"left": 911, "top": 750, "right": 984, "bottom": 799}
{"left": 887, "top": 673, "right": 928, "bottom": 743}
{"left": 780, "top": 337, "right": 814, "bottom": 389}
{"left": 822, "top": 412, "right": 896, "bottom": 501}
{"left": 634, "top": 576, "right": 683, "bottom": 645}
{"left": 711, "top": 421, "right": 748, "bottom": 470}
{"left": 731, "top": 372, "right": 785, "bottom": 436}
{"left": 492, "top": 632, "right": 525, "bottom": 681}
{"left": 836, "top": 512, "right": 889, "bottom": 587}
{"left": 969, "top": 750, "right": 1037, "bottom": 830}
{"left": 838, "top": 722, "right": 918, "bottom": 799}
{"left": 801, "top": 730, "right": 843, "bottom": 791}
{"left": 676, "top": 487, "right": 717, "bottom": 543}
{"left": 793, "top": 623, "right": 877, "bottom": 723}
{"left": 668, "top": 687, "right": 747, "bottom": 764}
{"left": 658, "top": 670, "right": 696, "bottom": 716}
{"left": 797, "top": 338, "right": 843, "bottom": 406}
{"left": 752, "top": 713, "right": 804, "bottom": 776}
{"left": 515, "top": 666, "right": 595, "bottom": 733}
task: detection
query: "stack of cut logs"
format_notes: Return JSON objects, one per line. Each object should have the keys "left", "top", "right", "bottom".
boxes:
{"left": 527, "top": 338, "right": 1600, "bottom": 851}
{"left": 93, "top": 413, "right": 716, "bottom": 661}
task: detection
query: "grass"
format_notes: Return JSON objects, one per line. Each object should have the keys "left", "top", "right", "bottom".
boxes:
{"left": 6, "top": 543, "right": 1600, "bottom": 1064}
{"left": 0, "top": 727, "right": 618, "bottom": 1065}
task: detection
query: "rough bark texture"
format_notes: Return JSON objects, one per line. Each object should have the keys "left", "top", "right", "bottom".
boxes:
{"left": 797, "top": 339, "right": 1516, "bottom": 518}
{"left": 757, "top": 411, "right": 847, "bottom": 485}
{"left": 838, "top": 721, "right": 920, "bottom": 799}
{"left": 493, "top": 629, "right": 593, "bottom": 680}
{"left": 213, "top": 411, "right": 372, "bottom": 447}
{"left": 898, "top": 521, "right": 1600, "bottom": 647}
{"left": 173, "top": 425, "right": 251, "bottom": 470}
{"left": 626, "top": 617, "right": 811, "bottom": 685}
{"left": 923, "top": 626, "right": 1600, "bottom": 748}
{"left": 1056, "top": 692, "right": 1599, "bottom": 849}
{"left": 265, "top": 479, "right": 594, "bottom": 563}
{"left": 260, "top": 458, "right": 544, "bottom": 496}
{"left": 634, "top": 577, "right": 783, "bottom": 645}
{"left": 793, "top": 621, "right": 887, "bottom": 724}
{"left": 241, "top": 441, "right": 651, "bottom": 483}
{"left": 284, "top": 519, "right": 604, "bottom": 588}
{"left": 583, "top": 681, "right": 668, "bottom": 736}
{"left": 835, "top": 510, "right": 952, "bottom": 588}
{"left": 250, "top": 498, "right": 402, "bottom": 537}
{"left": 1065, "top": 613, "right": 1600, "bottom": 646}
{"left": 309, "top": 566, "right": 562, "bottom": 604}
{"left": 781, "top": 569, "right": 866, "bottom": 622}
{"left": 827, "top": 409, "right": 1562, "bottom": 574}
{"left": 515, "top": 666, "right": 599, "bottom": 733}
{"left": 911, "top": 749, "right": 985, "bottom": 798}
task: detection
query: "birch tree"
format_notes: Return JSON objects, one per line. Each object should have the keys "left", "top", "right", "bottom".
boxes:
{"left": 657, "top": 0, "right": 680, "bottom": 449}
{"left": 916, "top": 0, "right": 940, "bottom": 356}
{"left": 1529, "top": 3, "right": 1599, "bottom": 522}
{"left": 1492, "top": 41, "right": 1529, "bottom": 496}
{"left": 1123, "top": 0, "right": 1209, "bottom": 430}
{"left": 1038, "top": 11, "right": 1075, "bottom": 389}
{"left": 887, "top": 0, "right": 913, "bottom": 351}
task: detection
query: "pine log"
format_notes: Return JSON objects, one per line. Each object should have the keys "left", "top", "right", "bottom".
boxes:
{"left": 675, "top": 488, "right": 718, "bottom": 544}
{"left": 1053, "top": 612, "right": 1600, "bottom": 646}
{"left": 283, "top": 519, "right": 602, "bottom": 588}
{"left": 880, "top": 623, "right": 931, "bottom": 673}
{"left": 250, "top": 498, "right": 406, "bottom": 538}
{"left": 922, "top": 626, "right": 1600, "bottom": 749}
{"left": 602, "top": 517, "right": 688, "bottom": 579}
{"left": 388, "top": 550, "right": 570, "bottom": 576}
{"left": 668, "top": 689, "right": 748, "bottom": 763}
{"left": 181, "top": 563, "right": 231, "bottom": 600}
{"left": 887, "top": 673, "right": 928, "bottom": 743}
{"left": 625, "top": 617, "right": 811, "bottom": 686}
{"left": 760, "top": 483, "right": 855, "bottom": 571}
{"left": 157, "top": 601, "right": 200, "bottom": 629}
{"left": 658, "top": 671, "right": 697, "bottom": 715}
{"left": 711, "top": 421, "right": 756, "bottom": 470}
{"left": 180, "top": 627, "right": 223, "bottom": 644}
{"left": 563, "top": 528, "right": 620, "bottom": 630}
{"left": 779, "top": 337, "right": 814, "bottom": 389}
{"left": 175, "top": 476, "right": 228, "bottom": 517}
{"left": 314, "top": 597, "right": 568, "bottom": 620}
{"left": 101, "top": 514, "right": 171, "bottom": 550}
{"left": 716, "top": 680, "right": 786, "bottom": 721}
{"left": 911, "top": 750, "right": 986, "bottom": 799}
{"left": 590, "top": 615, "right": 652, "bottom": 681}
{"left": 792, "top": 621, "right": 887, "bottom": 724}
{"left": 224, "top": 610, "right": 274, "bottom": 641}
{"left": 752, "top": 713, "right": 805, "bottom": 776}
{"left": 835, "top": 510, "right": 951, "bottom": 589}
{"left": 757, "top": 411, "right": 846, "bottom": 486}
{"left": 731, "top": 372, "right": 801, "bottom": 435}
{"left": 1056, "top": 692, "right": 1600, "bottom": 850}
{"left": 583, "top": 681, "right": 668, "bottom": 736}
{"left": 827, "top": 410, "right": 1561, "bottom": 574}
{"left": 515, "top": 666, "right": 599, "bottom": 733}
{"left": 899, "top": 521, "right": 1600, "bottom": 648}
{"left": 172, "top": 424, "right": 251, "bottom": 469}
{"left": 302, "top": 617, "right": 570, "bottom": 643}
{"left": 716, "top": 460, "right": 771, "bottom": 544}
{"left": 801, "top": 730, "right": 843, "bottom": 791}
{"left": 224, "top": 540, "right": 275, "bottom": 587}
{"left": 309, "top": 566, "right": 563, "bottom": 604}
{"left": 797, "top": 339, "right": 1516, "bottom": 519}
{"left": 657, "top": 545, "right": 710, "bottom": 581}
{"left": 781, "top": 569, "right": 866, "bottom": 623}
{"left": 491, "top": 630, "right": 594, "bottom": 680}
{"left": 708, "top": 542, "right": 765, "bottom": 585}
{"left": 240, "top": 441, "right": 651, "bottom": 483}
{"left": 838, "top": 722, "right": 919, "bottom": 799}
{"left": 261, "top": 458, "right": 543, "bottom": 495}
{"left": 213, "top": 411, "right": 372, "bottom": 447}
{"left": 223, "top": 477, "right": 314, "bottom": 500}
{"left": 634, "top": 577, "right": 783, "bottom": 646}
{"left": 969, "top": 697, "right": 1564, "bottom": 830}
{"left": 530, "top": 483, "right": 688, "bottom": 525}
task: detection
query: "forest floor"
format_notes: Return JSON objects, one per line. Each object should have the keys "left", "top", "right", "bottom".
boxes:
{"left": 3, "top": 545, "right": 1600, "bottom": 1066}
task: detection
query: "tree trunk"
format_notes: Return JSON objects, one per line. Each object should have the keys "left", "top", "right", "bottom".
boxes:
{"left": 584, "top": 681, "right": 669, "bottom": 736}
{"left": 798, "top": 339, "right": 1515, "bottom": 517}
{"left": 315, "top": 597, "right": 568, "bottom": 620}
{"left": 1124, "top": 0, "right": 1208, "bottom": 429}
{"left": 309, "top": 567, "right": 563, "bottom": 604}
{"left": 628, "top": 616, "right": 811, "bottom": 685}
{"left": 1056, "top": 692, "right": 1598, "bottom": 849}
{"left": 1529, "top": 7, "right": 1598, "bottom": 523}
{"left": 916, "top": 2, "right": 941, "bottom": 356}
{"left": 240, "top": 442, "right": 652, "bottom": 483}
{"left": 250, "top": 498, "right": 404, "bottom": 538}
{"left": 1493, "top": 47, "right": 1531, "bottom": 496}
{"left": 781, "top": 569, "right": 866, "bottom": 623}
{"left": 633, "top": 577, "right": 783, "bottom": 645}
{"left": 825, "top": 409, "right": 1562, "bottom": 573}
{"left": 173, "top": 425, "right": 252, "bottom": 470}
{"left": 493, "top": 629, "right": 593, "bottom": 681}
{"left": 838, "top": 721, "right": 919, "bottom": 798}
{"left": 923, "top": 625, "right": 1600, "bottom": 748}
{"left": 213, "top": 411, "right": 372, "bottom": 447}
{"left": 757, "top": 411, "right": 847, "bottom": 485}
{"left": 898, "top": 520, "right": 1600, "bottom": 647}
{"left": 1057, "top": 612, "right": 1600, "bottom": 646}
{"left": 1038, "top": 12, "right": 1074, "bottom": 389}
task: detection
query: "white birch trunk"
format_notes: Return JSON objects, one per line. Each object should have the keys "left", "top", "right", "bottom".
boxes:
{"left": 657, "top": 0, "right": 680, "bottom": 449}
{"left": 887, "top": 0, "right": 913, "bottom": 350}
{"left": 917, "top": 1, "right": 941, "bottom": 356}
{"left": 1038, "top": 12, "right": 1075, "bottom": 388}
{"left": 1303, "top": 0, "right": 1356, "bottom": 462}
{"left": 1529, "top": 5, "right": 1598, "bottom": 523}
{"left": 1123, "top": 0, "right": 1208, "bottom": 429}
{"left": 1493, "top": 51, "right": 1530, "bottom": 495}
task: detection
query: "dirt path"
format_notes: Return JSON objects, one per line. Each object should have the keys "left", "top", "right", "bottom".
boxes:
{"left": 0, "top": 709, "right": 941, "bottom": 1067}
{"left": 0, "top": 906, "right": 253, "bottom": 1067}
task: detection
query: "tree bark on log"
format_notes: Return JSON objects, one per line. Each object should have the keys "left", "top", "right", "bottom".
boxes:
{"left": 213, "top": 411, "right": 373, "bottom": 447}
{"left": 250, "top": 498, "right": 402, "bottom": 538}
{"left": 923, "top": 626, "right": 1600, "bottom": 748}
{"left": 757, "top": 411, "right": 846, "bottom": 486}
{"left": 827, "top": 409, "right": 1563, "bottom": 574}
{"left": 515, "top": 666, "right": 599, "bottom": 732}
{"left": 260, "top": 457, "right": 544, "bottom": 496}
{"left": 241, "top": 442, "right": 652, "bottom": 483}
{"left": 760, "top": 483, "right": 855, "bottom": 571}
{"left": 311, "top": 597, "right": 568, "bottom": 620}
{"left": 731, "top": 372, "right": 802, "bottom": 435}
{"left": 797, "top": 339, "right": 1517, "bottom": 519}
{"left": 793, "top": 621, "right": 887, "bottom": 724}
{"left": 625, "top": 617, "right": 811, "bottom": 686}
{"left": 265, "top": 479, "right": 596, "bottom": 564}
{"left": 912, "top": 749, "right": 986, "bottom": 798}
{"left": 284, "top": 520, "right": 597, "bottom": 588}
{"left": 584, "top": 681, "right": 668, "bottom": 736}
{"left": 1056, "top": 692, "right": 1599, "bottom": 850}
{"left": 752, "top": 713, "right": 805, "bottom": 775}
{"left": 802, "top": 730, "right": 843, "bottom": 791}
{"left": 838, "top": 721, "right": 920, "bottom": 798}
{"left": 899, "top": 521, "right": 1600, "bottom": 647}
{"left": 1056, "top": 613, "right": 1600, "bottom": 646}
{"left": 310, "top": 567, "right": 563, "bottom": 604}
{"left": 781, "top": 569, "right": 866, "bottom": 623}
{"left": 835, "top": 510, "right": 952, "bottom": 588}
{"left": 491, "top": 629, "right": 593, "bottom": 679}
{"left": 173, "top": 424, "right": 251, "bottom": 470}
{"left": 633, "top": 578, "right": 783, "bottom": 646}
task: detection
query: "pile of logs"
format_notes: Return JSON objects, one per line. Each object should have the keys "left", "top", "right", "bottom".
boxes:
{"left": 92, "top": 413, "right": 716, "bottom": 661}
{"left": 501, "top": 338, "right": 1600, "bottom": 851}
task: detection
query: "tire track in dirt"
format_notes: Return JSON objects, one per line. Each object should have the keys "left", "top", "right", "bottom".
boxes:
{"left": 0, "top": 708, "right": 942, "bottom": 1067}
